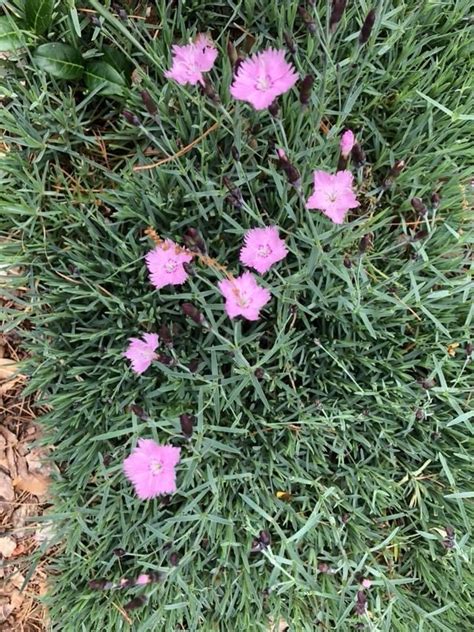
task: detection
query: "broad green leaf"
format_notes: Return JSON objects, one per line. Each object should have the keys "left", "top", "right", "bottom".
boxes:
{"left": 33, "top": 43, "right": 84, "bottom": 80}
{"left": 102, "top": 45, "right": 133, "bottom": 76}
{"left": 84, "top": 60, "right": 127, "bottom": 96}
{"left": 25, "top": 0, "right": 54, "bottom": 36}
{"left": 0, "top": 15, "right": 23, "bottom": 52}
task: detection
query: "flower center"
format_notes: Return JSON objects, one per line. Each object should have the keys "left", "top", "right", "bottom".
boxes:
{"left": 257, "top": 244, "right": 272, "bottom": 257}
{"left": 256, "top": 75, "right": 271, "bottom": 91}
{"left": 326, "top": 192, "right": 338, "bottom": 203}
{"left": 232, "top": 287, "right": 251, "bottom": 308}
{"left": 164, "top": 259, "right": 178, "bottom": 273}
{"left": 149, "top": 460, "right": 162, "bottom": 475}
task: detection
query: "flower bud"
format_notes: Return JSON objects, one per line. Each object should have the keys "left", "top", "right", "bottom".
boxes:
{"left": 181, "top": 302, "right": 208, "bottom": 327}
{"left": 226, "top": 40, "right": 238, "bottom": 67}
{"left": 158, "top": 324, "right": 173, "bottom": 346}
{"left": 283, "top": 31, "right": 297, "bottom": 54}
{"left": 351, "top": 142, "right": 366, "bottom": 167}
{"left": 359, "top": 233, "right": 373, "bottom": 253}
{"left": 359, "top": 9, "right": 376, "bottom": 45}
{"left": 299, "top": 74, "right": 314, "bottom": 107}
{"left": 183, "top": 227, "right": 207, "bottom": 254}
{"left": 179, "top": 413, "right": 195, "bottom": 438}
{"left": 410, "top": 197, "right": 427, "bottom": 216}
{"left": 383, "top": 159, "right": 405, "bottom": 189}
{"left": 259, "top": 530, "right": 271, "bottom": 547}
{"left": 122, "top": 110, "right": 140, "bottom": 126}
{"left": 124, "top": 596, "right": 147, "bottom": 611}
{"left": 276, "top": 148, "right": 301, "bottom": 188}
{"left": 129, "top": 404, "right": 148, "bottom": 420}
{"left": 431, "top": 192, "right": 441, "bottom": 208}
{"left": 140, "top": 90, "right": 157, "bottom": 115}
{"left": 329, "top": 0, "right": 347, "bottom": 33}
{"left": 298, "top": 6, "right": 316, "bottom": 34}
{"left": 268, "top": 98, "right": 279, "bottom": 117}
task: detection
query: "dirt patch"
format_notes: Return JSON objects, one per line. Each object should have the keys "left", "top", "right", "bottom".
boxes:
{"left": 0, "top": 332, "right": 50, "bottom": 631}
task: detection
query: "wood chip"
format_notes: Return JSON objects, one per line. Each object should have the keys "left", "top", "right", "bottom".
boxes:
{"left": 0, "top": 536, "right": 17, "bottom": 558}
{"left": 13, "top": 473, "right": 50, "bottom": 498}
{"left": 0, "top": 471, "right": 14, "bottom": 502}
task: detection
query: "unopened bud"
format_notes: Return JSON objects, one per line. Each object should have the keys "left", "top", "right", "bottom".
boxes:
{"left": 122, "top": 110, "right": 140, "bottom": 126}
{"left": 411, "top": 197, "right": 427, "bottom": 216}
{"left": 124, "top": 596, "right": 147, "bottom": 611}
{"left": 129, "top": 404, "right": 148, "bottom": 420}
{"left": 140, "top": 90, "right": 157, "bottom": 115}
{"left": 181, "top": 262, "right": 195, "bottom": 277}
{"left": 359, "top": 233, "right": 373, "bottom": 253}
{"left": 383, "top": 159, "right": 405, "bottom": 189}
{"left": 223, "top": 176, "right": 244, "bottom": 208}
{"left": 156, "top": 353, "right": 173, "bottom": 366}
{"left": 259, "top": 530, "right": 271, "bottom": 547}
{"left": 231, "top": 146, "right": 240, "bottom": 161}
{"left": 179, "top": 413, "right": 195, "bottom": 438}
{"left": 188, "top": 358, "right": 200, "bottom": 373}
{"left": 351, "top": 142, "right": 366, "bottom": 167}
{"left": 329, "top": 0, "right": 347, "bottom": 33}
{"left": 169, "top": 552, "right": 180, "bottom": 566}
{"left": 299, "top": 74, "right": 314, "bottom": 107}
{"left": 283, "top": 31, "right": 297, "bottom": 54}
{"left": 389, "top": 159, "right": 405, "bottom": 178}
{"left": 343, "top": 255, "right": 352, "bottom": 269}
{"left": 276, "top": 148, "right": 301, "bottom": 188}
{"left": 355, "top": 590, "right": 367, "bottom": 615}
{"left": 298, "top": 6, "right": 316, "bottom": 34}
{"left": 268, "top": 98, "right": 279, "bottom": 117}
{"left": 158, "top": 324, "right": 173, "bottom": 346}
{"left": 226, "top": 40, "right": 238, "bottom": 67}
{"left": 431, "top": 192, "right": 441, "bottom": 208}
{"left": 181, "top": 302, "right": 208, "bottom": 327}
{"left": 359, "top": 9, "right": 376, "bottom": 45}
{"left": 183, "top": 227, "right": 207, "bottom": 254}
{"left": 200, "top": 76, "right": 220, "bottom": 103}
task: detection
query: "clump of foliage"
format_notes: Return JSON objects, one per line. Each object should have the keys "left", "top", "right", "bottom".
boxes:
{"left": 1, "top": 1, "right": 473, "bottom": 630}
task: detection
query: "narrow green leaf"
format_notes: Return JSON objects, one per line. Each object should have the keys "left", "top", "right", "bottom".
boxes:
{"left": 25, "top": 0, "right": 54, "bottom": 36}
{"left": 33, "top": 43, "right": 84, "bottom": 80}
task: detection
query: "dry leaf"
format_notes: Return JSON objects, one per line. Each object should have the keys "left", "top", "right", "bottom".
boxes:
{"left": 13, "top": 473, "right": 50, "bottom": 497}
{"left": 0, "top": 358, "right": 24, "bottom": 395}
{"left": 447, "top": 342, "right": 460, "bottom": 357}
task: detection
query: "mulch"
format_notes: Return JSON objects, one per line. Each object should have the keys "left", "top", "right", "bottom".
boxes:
{"left": 0, "top": 329, "right": 51, "bottom": 631}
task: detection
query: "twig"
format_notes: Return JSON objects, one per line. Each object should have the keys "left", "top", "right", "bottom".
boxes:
{"left": 133, "top": 122, "right": 220, "bottom": 172}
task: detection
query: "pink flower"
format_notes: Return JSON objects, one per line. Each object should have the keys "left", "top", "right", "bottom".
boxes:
{"left": 239, "top": 226, "right": 288, "bottom": 274}
{"left": 123, "top": 439, "right": 181, "bottom": 500}
{"left": 136, "top": 574, "right": 151, "bottom": 586}
{"left": 164, "top": 34, "right": 218, "bottom": 86}
{"left": 218, "top": 272, "right": 271, "bottom": 320}
{"left": 123, "top": 333, "right": 159, "bottom": 375}
{"left": 306, "top": 170, "right": 359, "bottom": 224}
{"left": 230, "top": 49, "right": 299, "bottom": 110}
{"left": 340, "top": 130, "right": 355, "bottom": 158}
{"left": 145, "top": 240, "right": 193, "bottom": 290}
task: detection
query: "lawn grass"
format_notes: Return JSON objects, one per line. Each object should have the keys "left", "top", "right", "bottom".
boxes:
{"left": 1, "top": 1, "right": 473, "bottom": 630}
